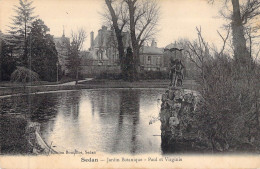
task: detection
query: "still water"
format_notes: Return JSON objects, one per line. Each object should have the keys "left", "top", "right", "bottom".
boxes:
{"left": 1, "top": 88, "right": 165, "bottom": 154}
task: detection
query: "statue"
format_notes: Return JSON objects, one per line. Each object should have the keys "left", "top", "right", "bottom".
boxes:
{"left": 169, "top": 59, "right": 184, "bottom": 87}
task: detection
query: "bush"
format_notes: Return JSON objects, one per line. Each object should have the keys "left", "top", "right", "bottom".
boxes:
{"left": 139, "top": 71, "right": 169, "bottom": 80}
{"left": 96, "top": 71, "right": 169, "bottom": 80}
{"left": 10, "top": 66, "right": 40, "bottom": 83}
{"left": 96, "top": 72, "right": 122, "bottom": 80}
{"left": 195, "top": 56, "right": 260, "bottom": 152}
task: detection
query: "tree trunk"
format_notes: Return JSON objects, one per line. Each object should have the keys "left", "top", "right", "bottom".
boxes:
{"left": 23, "top": 20, "right": 29, "bottom": 68}
{"left": 231, "top": 0, "right": 251, "bottom": 67}
{"left": 0, "top": 38, "right": 2, "bottom": 81}
{"left": 76, "top": 67, "right": 78, "bottom": 85}
{"left": 128, "top": 0, "right": 139, "bottom": 80}
{"left": 105, "top": 0, "right": 127, "bottom": 79}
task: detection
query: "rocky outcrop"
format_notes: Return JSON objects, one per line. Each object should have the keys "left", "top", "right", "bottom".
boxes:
{"left": 160, "top": 86, "right": 208, "bottom": 152}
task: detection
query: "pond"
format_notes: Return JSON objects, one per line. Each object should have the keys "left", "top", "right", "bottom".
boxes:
{"left": 0, "top": 88, "right": 165, "bottom": 154}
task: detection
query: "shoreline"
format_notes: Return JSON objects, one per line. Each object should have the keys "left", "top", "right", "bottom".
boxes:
{"left": 0, "top": 79, "right": 198, "bottom": 98}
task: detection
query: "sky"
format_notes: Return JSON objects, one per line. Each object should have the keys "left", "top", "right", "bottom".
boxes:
{"left": 0, "top": 0, "right": 227, "bottom": 50}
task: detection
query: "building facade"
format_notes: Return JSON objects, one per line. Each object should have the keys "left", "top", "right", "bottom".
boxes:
{"left": 81, "top": 26, "right": 166, "bottom": 75}
{"left": 140, "top": 40, "right": 165, "bottom": 71}
{"left": 89, "top": 26, "right": 131, "bottom": 66}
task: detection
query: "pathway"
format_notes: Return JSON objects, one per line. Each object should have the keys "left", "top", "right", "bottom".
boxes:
{"left": 43, "top": 78, "right": 93, "bottom": 86}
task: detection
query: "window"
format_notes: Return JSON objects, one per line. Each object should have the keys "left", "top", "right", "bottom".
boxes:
{"left": 100, "top": 51, "right": 103, "bottom": 60}
{"left": 156, "top": 57, "right": 160, "bottom": 65}
{"left": 147, "top": 56, "right": 151, "bottom": 65}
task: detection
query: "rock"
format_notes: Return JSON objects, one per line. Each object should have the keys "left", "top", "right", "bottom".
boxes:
{"left": 173, "top": 90, "right": 184, "bottom": 102}
{"left": 169, "top": 116, "right": 179, "bottom": 127}
{"left": 168, "top": 90, "right": 175, "bottom": 100}
{"left": 160, "top": 87, "right": 201, "bottom": 149}
{"left": 161, "top": 93, "right": 168, "bottom": 102}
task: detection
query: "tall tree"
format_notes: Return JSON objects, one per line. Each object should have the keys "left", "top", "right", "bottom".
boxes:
{"left": 104, "top": 0, "right": 128, "bottom": 79}
{"left": 0, "top": 32, "right": 17, "bottom": 81}
{"left": 8, "top": 0, "right": 37, "bottom": 67}
{"left": 104, "top": 0, "right": 160, "bottom": 80}
{"left": 210, "top": 0, "right": 260, "bottom": 66}
{"left": 29, "top": 19, "right": 59, "bottom": 82}
{"left": 231, "top": 0, "right": 250, "bottom": 66}
{"left": 66, "top": 28, "right": 86, "bottom": 84}
{"left": 125, "top": 0, "right": 160, "bottom": 79}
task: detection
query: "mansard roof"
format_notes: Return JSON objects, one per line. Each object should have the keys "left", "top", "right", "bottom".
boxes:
{"left": 92, "top": 26, "right": 131, "bottom": 49}
{"left": 141, "top": 46, "right": 164, "bottom": 55}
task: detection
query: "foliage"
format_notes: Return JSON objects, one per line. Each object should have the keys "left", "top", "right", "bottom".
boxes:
{"left": 0, "top": 37, "right": 17, "bottom": 81}
{"left": 96, "top": 72, "right": 122, "bottom": 80}
{"left": 28, "top": 19, "right": 59, "bottom": 82}
{"left": 185, "top": 25, "right": 260, "bottom": 152}
{"left": 96, "top": 70, "right": 168, "bottom": 80}
{"left": 11, "top": 66, "right": 39, "bottom": 83}
{"left": 8, "top": 0, "right": 37, "bottom": 67}
{"left": 66, "top": 43, "right": 81, "bottom": 79}
{"left": 194, "top": 55, "right": 260, "bottom": 152}
{"left": 139, "top": 70, "right": 168, "bottom": 80}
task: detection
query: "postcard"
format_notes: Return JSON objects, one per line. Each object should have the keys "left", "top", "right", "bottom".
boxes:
{"left": 0, "top": 0, "right": 260, "bottom": 168}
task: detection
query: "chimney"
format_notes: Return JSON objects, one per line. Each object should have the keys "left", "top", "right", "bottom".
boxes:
{"left": 151, "top": 39, "right": 157, "bottom": 47}
{"left": 90, "top": 31, "right": 94, "bottom": 48}
{"left": 62, "top": 25, "right": 65, "bottom": 37}
{"left": 102, "top": 26, "right": 107, "bottom": 31}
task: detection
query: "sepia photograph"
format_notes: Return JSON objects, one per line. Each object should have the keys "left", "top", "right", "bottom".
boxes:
{"left": 0, "top": 0, "right": 260, "bottom": 168}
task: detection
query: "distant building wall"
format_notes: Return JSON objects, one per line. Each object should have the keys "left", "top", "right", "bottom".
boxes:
{"left": 139, "top": 39, "right": 165, "bottom": 71}
{"left": 140, "top": 54, "right": 166, "bottom": 71}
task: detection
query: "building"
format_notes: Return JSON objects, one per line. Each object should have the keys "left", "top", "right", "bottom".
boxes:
{"left": 89, "top": 26, "right": 131, "bottom": 66}
{"left": 53, "top": 32, "right": 70, "bottom": 75}
{"left": 75, "top": 25, "right": 171, "bottom": 77}
{"left": 79, "top": 26, "right": 131, "bottom": 76}
{"left": 140, "top": 40, "right": 165, "bottom": 71}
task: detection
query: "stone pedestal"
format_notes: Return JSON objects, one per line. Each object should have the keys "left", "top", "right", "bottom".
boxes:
{"left": 160, "top": 86, "right": 203, "bottom": 152}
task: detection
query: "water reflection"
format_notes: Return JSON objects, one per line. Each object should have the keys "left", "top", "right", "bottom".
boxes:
{"left": 0, "top": 89, "right": 164, "bottom": 154}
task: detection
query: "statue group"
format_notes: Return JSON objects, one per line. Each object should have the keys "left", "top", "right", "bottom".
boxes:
{"left": 169, "top": 59, "right": 184, "bottom": 87}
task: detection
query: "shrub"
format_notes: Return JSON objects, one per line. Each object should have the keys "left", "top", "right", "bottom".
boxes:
{"left": 96, "top": 71, "right": 169, "bottom": 80}
{"left": 139, "top": 71, "right": 169, "bottom": 80}
{"left": 195, "top": 56, "right": 260, "bottom": 152}
{"left": 10, "top": 66, "right": 40, "bottom": 83}
{"left": 96, "top": 72, "right": 122, "bottom": 80}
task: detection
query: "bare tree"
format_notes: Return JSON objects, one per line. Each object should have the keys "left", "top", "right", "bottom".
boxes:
{"left": 67, "top": 28, "right": 87, "bottom": 84}
{"left": 217, "top": 25, "right": 231, "bottom": 56}
{"left": 185, "top": 27, "right": 211, "bottom": 93}
{"left": 210, "top": 0, "right": 260, "bottom": 67}
{"left": 229, "top": 0, "right": 249, "bottom": 66}
{"left": 104, "top": 0, "right": 128, "bottom": 79}
{"left": 124, "top": 0, "right": 160, "bottom": 79}
{"left": 103, "top": 0, "right": 160, "bottom": 80}
{"left": 71, "top": 28, "right": 87, "bottom": 51}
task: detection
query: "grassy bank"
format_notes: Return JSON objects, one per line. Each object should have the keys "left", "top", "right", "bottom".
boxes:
{"left": 0, "top": 115, "right": 33, "bottom": 155}
{"left": 0, "top": 79, "right": 199, "bottom": 97}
